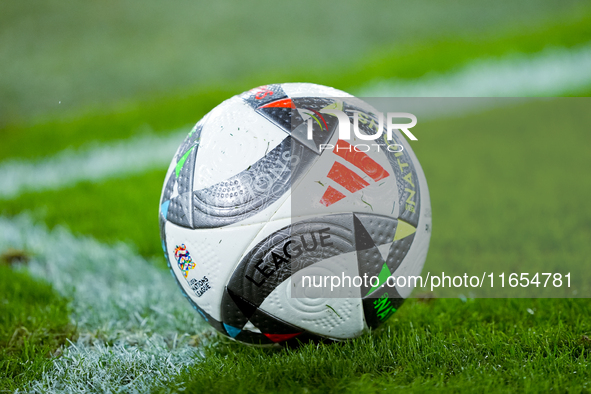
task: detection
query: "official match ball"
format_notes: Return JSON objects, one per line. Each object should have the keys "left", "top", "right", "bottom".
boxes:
{"left": 159, "top": 83, "right": 431, "bottom": 344}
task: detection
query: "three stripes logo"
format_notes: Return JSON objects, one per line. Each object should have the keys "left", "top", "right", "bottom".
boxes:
{"left": 320, "top": 140, "right": 390, "bottom": 207}
{"left": 243, "top": 91, "right": 400, "bottom": 208}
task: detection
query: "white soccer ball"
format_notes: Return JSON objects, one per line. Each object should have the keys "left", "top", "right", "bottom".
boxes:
{"left": 159, "top": 83, "right": 431, "bottom": 344}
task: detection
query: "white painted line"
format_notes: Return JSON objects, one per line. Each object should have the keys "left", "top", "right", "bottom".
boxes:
{"left": 29, "top": 340, "right": 198, "bottom": 393}
{"left": 0, "top": 129, "right": 188, "bottom": 199}
{"left": 357, "top": 42, "right": 591, "bottom": 97}
{"left": 0, "top": 215, "right": 207, "bottom": 392}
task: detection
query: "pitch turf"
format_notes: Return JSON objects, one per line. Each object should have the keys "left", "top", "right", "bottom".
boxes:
{"left": 1, "top": 3, "right": 591, "bottom": 393}
{"left": 170, "top": 298, "right": 591, "bottom": 393}
{"left": 0, "top": 264, "right": 75, "bottom": 392}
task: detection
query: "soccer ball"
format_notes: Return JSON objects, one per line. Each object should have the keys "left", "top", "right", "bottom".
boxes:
{"left": 159, "top": 83, "right": 431, "bottom": 344}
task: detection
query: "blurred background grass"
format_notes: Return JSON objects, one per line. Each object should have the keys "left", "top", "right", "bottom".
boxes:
{"left": 1, "top": 0, "right": 589, "bottom": 125}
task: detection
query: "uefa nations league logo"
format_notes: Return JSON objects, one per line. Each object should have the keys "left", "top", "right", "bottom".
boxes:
{"left": 174, "top": 244, "right": 196, "bottom": 279}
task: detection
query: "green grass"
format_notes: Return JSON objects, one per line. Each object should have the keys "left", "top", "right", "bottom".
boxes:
{"left": 0, "top": 88, "right": 230, "bottom": 162}
{"left": 0, "top": 168, "right": 167, "bottom": 258}
{"left": 414, "top": 97, "right": 591, "bottom": 297}
{"left": 0, "top": 264, "right": 76, "bottom": 392}
{"left": 169, "top": 298, "right": 591, "bottom": 393}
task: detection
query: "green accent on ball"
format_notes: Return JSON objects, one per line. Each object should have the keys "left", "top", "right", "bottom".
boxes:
{"left": 309, "top": 113, "right": 323, "bottom": 131}
{"left": 373, "top": 294, "right": 397, "bottom": 321}
{"left": 367, "top": 263, "right": 392, "bottom": 296}
{"left": 175, "top": 147, "right": 194, "bottom": 179}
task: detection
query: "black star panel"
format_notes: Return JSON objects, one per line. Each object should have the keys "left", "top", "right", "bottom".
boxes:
{"left": 353, "top": 214, "right": 389, "bottom": 296}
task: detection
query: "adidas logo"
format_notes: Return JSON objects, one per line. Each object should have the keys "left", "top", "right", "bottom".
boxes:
{"left": 320, "top": 140, "right": 390, "bottom": 207}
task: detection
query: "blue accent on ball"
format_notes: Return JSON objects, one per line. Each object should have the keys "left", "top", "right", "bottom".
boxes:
{"left": 161, "top": 200, "right": 170, "bottom": 218}
{"left": 223, "top": 323, "right": 241, "bottom": 338}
